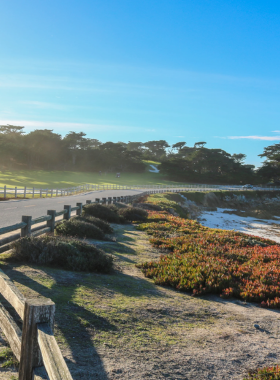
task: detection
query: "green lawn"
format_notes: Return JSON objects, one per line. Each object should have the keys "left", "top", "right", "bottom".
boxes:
{"left": 0, "top": 170, "right": 185, "bottom": 189}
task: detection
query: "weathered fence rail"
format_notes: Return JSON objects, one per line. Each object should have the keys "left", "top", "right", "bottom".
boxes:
{"left": 0, "top": 268, "right": 73, "bottom": 379}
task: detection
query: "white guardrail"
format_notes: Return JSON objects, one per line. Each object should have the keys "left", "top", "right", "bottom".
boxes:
{"left": 1, "top": 183, "right": 280, "bottom": 199}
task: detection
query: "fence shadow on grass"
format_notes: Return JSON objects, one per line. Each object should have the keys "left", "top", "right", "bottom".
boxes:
{"left": 2, "top": 264, "right": 111, "bottom": 380}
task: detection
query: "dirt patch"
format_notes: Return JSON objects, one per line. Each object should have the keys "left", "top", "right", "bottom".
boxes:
{"left": 1, "top": 224, "right": 280, "bottom": 379}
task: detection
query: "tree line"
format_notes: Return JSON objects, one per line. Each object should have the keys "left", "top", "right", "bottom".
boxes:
{"left": 0, "top": 125, "right": 278, "bottom": 184}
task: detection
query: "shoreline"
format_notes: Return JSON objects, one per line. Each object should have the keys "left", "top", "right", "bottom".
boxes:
{"left": 197, "top": 207, "right": 280, "bottom": 243}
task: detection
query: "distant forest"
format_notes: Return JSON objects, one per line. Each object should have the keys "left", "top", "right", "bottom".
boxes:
{"left": 0, "top": 125, "right": 279, "bottom": 185}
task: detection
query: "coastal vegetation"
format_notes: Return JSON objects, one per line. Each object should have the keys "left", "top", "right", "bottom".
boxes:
{"left": 138, "top": 212, "right": 280, "bottom": 307}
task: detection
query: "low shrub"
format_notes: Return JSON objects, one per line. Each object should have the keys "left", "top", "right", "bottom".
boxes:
{"left": 83, "top": 204, "right": 125, "bottom": 223}
{"left": 9, "top": 235, "right": 113, "bottom": 273}
{"left": 109, "top": 202, "right": 128, "bottom": 210}
{"left": 55, "top": 219, "right": 105, "bottom": 240}
{"left": 118, "top": 207, "right": 148, "bottom": 222}
{"left": 73, "top": 215, "right": 113, "bottom": 234}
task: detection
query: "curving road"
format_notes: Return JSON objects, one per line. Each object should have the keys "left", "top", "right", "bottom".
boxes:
{"left": 1, "top": 185, "right": 278, "bottom": 229}
{"left": 0, "top": 189, "right": 144, "bottom": 229}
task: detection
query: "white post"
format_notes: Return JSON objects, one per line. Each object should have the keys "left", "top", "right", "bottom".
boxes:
{"left": 24, "top": 186, "right": 26, "bottom": 198}
{"left": 32, "top": 187, "right": 35, "bottom": 198}
{"left": 15, "top": 186, "right": 17, "bottom": 198}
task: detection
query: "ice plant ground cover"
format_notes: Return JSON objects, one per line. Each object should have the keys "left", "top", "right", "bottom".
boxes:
{"left": 244, "top": 365, "right": 280, "bottom": 379}
{"left": 138, "top": 211, "right": 280, "bottom": 308}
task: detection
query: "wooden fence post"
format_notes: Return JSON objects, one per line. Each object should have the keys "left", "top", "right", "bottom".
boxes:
{"left": 63, "top": 205, "right": 71, "bottom": 220}
{"left": 47, "top": 210, "right": 56, "bottom": 233}
{"left": 108, "top": 197, "right": 112, "bottom": 204}
{"left": 18, "top": 298, "right": 55, "bottom": 380}
{"left": 113, "top": 197, "right": 116, "bottom": 203}
{"left": 95, "top": 198, "right": 100, "bottom": 204}
{"left": 86, "top": 200, "right": 91, "bottom": 205}
{"left": 76, "top": 203, "right": 83, "bottom": 215}
{"left": 102, "top": 198, "right": 106, "bottom": 204}
{"left": 21, "top": 216, "right": 32, "bottom": 237}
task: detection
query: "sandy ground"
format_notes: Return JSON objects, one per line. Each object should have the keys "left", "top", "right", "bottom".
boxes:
{"left": 198, "top": 207, "right": 280, "bottom": 243}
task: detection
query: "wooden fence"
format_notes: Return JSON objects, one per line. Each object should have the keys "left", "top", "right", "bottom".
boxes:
{"left": 0, "top": 268, "right": 72, "bottom": 380}
{"left": 0, "top": 192, "right": 146, "bottom": 254}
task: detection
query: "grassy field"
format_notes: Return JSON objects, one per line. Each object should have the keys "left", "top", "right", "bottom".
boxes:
{"left": 0, "top": 169, "right": 184, "bottom": 189}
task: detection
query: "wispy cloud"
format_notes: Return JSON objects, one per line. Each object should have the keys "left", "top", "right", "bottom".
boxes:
{"left": 227, "top": 135, "right": 280, "bottom": 141}
{"left": 21, "top": 101, "right": 65, "bottom": 110}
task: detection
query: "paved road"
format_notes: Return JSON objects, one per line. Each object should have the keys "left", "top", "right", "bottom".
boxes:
{"left": 1, "top": 186, "right": 278, "bottom": 229}
{"left": 0, "top": 189, "right": 144, "bottom": 229}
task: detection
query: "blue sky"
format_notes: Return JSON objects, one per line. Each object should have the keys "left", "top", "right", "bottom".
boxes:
{"left": 0, "top": 1, "right": 280, "bottom": 167}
